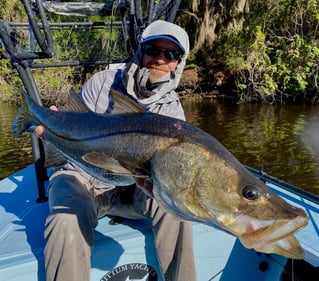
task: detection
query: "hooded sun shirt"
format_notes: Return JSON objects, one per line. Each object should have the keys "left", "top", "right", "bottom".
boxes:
{"left": 123, "top": 20, "right": 190, "bottom": 108}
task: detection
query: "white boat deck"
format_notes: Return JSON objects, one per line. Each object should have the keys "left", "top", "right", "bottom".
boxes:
{"left": 0, "top": 165, "right": 318, "bottom": 280}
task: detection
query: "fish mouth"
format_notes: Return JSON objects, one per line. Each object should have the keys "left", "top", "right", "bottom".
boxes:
{"left": 223, "top": 214, "right": 308, "bottom": 259}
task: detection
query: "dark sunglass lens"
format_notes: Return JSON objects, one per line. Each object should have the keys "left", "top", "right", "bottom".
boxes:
{"left": 163, "top": 50, "right": 175, "bottom": 61}
{"left": 143, "top": 45, "right": 161, "bottom": 57}
{"left": 143, "top": 44, "right": 182, "bottom": 61}
{"left": 164, "top": 50, "right": 181, "bottom": 61}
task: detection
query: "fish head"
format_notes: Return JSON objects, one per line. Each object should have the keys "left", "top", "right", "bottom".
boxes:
{"left": 208, "top": 170, "right": 309, "bottom": 259}
{"left": 152, "top": 142, "right": 309, "bottom": 259}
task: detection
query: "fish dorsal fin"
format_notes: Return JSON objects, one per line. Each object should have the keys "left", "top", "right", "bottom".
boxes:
{"left": 111, "top": 88, "right": 144, "bottom": 114}
{"left": 60, "top": 88, "right": 89, "bottom": 112}
{"left": 82, "top": 152, "right": 133, "bottom": 175}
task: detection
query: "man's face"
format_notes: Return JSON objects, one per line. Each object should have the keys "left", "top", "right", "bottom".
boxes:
{"left": 141, "top": 38, "right": 182, "bottom": 85}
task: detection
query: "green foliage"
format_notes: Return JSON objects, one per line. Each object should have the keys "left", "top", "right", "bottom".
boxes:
{"left": 0, "top": 0, "right": 27, "bottom": 21}
{"left": 0, "top": 59, "right": 22, "bottom": 102}
{"left": 46, "top": 14, "right": 125, "bottom": 64}
{"left": 214, "top": 0, "right": 319, "bottom": 103}
{"left": 32, "top": 66, "right": 75, "bottom": 106}
{"left": 0, "top": 1, "right": 127, "bottom": 104}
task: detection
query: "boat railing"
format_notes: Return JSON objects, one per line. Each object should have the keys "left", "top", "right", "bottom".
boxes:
{"left": 246, "top": 166, "right": 319, "bottom": 205}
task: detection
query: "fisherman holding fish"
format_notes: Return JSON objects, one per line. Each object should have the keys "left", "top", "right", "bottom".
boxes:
{"left": 14, "top": 15, "right": 310, "bottom": 281}
{"left": 36, "top": 20, "right": 196, "bottom": 281}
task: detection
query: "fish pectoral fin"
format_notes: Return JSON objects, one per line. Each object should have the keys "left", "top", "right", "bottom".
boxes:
{"left": 82, "top": 152, "right": 133, "bottom": 175}
{"left": 44, "top": 142, "right": 67, "bottom": 168}
{"left": 110, "top": 88, "right": 145, "bottom": 113}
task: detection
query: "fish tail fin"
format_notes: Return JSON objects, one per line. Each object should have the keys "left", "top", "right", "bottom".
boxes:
{"left": 12, "top": 90, "right": 37, "bottom": 136}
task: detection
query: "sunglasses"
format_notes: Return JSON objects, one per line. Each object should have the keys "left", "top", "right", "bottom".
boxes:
{"left": 142, "top": 44, "right": 183, "bottom": 61}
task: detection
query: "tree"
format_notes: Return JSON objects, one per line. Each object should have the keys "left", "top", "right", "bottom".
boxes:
{"left": 178, "top": 0, "right": 249, "bottom": 52}
{"left": 178, "top": 0, "right": 319, "bottom": 103}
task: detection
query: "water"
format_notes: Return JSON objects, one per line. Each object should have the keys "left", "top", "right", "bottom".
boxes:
{"left": 1, "top": 99, "right": 319, "bottom": 196}
{"left": 0, "top": 103, "right": 33, "bottom": 179}
{"left": 181, "top": 99, "right": 319, "bottom": 196}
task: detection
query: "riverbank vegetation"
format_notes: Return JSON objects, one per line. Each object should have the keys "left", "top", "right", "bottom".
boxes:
{"left": 0, "top": 0, "right": 318, "bottom": 104}
{"left": 178, "top": 0, "right": 319, "bottom": 103}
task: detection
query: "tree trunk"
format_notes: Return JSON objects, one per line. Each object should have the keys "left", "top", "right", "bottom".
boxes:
{"left": 178, "top": 0, "right": 249, "bottom": 52}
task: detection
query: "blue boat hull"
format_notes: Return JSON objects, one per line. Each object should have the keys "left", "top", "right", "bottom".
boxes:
{"left": 1, "top": 165, "right": 318, "bottom": 280}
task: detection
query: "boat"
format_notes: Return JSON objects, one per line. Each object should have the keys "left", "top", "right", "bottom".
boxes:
{"left": 1, "top": 165, "right": 319, "bottom": 280}
{"left": 1, "top": 1, "right": 319, "bottom": 280}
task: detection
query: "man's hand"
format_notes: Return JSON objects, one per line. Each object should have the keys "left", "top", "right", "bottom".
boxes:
{"left": 34, "top": 105, "right": 58, "bottom": 139}
{"left": 135, "top": 170, "right": 154, "bottom": 198}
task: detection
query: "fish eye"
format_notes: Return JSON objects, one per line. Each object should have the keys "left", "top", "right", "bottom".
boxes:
{"left": 242, "top": 185, "right": 259, "bottom": 200}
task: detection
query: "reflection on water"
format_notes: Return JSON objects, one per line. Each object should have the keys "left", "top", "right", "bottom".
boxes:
{"left": 0, "top": 103, "right": 33, "bottom": 179}
{"left": 1, "top": 99, "right": 319, "bottom": 196}
{"left": 182, "top": 99, "right": 319, "bottom": 196}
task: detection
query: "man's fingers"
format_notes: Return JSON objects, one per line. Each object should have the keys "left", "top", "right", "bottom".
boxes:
{"left": 49, "top": 105, "right": 58, "bottom": 111}
{"left": 34, "top": 125, "right": 45, "bottom": 138}
{"left": 34, "top": 106, "right": 57, "bottom": 139}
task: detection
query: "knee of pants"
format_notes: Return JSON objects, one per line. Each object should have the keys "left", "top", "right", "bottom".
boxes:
{"left": 45, "top": 212, "right": 96, "bottom": 247}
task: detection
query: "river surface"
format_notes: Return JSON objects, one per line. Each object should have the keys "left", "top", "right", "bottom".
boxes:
{"left": 0, "top": 103, "right": 33, "bottom": 179}
{"left": 1, "top": 99, "right": 319, "bottom": 196}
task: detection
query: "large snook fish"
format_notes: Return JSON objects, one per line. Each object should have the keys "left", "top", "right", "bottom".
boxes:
{"left": 12, "top": 90, "right": 308, "bottom": 259}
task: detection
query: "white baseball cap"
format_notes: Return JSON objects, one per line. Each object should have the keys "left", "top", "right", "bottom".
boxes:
{"left": 139, "top": 20, "right": 189, "bottom": 54}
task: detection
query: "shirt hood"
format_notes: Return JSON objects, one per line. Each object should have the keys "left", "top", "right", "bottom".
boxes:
{"left": 122, "top": 20, "right": 189, "bottom": 106}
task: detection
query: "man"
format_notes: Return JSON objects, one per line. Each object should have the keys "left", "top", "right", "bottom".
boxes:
{"left": 42, "top": 20, "right": 196, "bottom": 281}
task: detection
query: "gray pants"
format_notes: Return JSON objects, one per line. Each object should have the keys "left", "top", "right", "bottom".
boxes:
{"left": 44, "top": 170, "right": 196, "bottom": 281}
